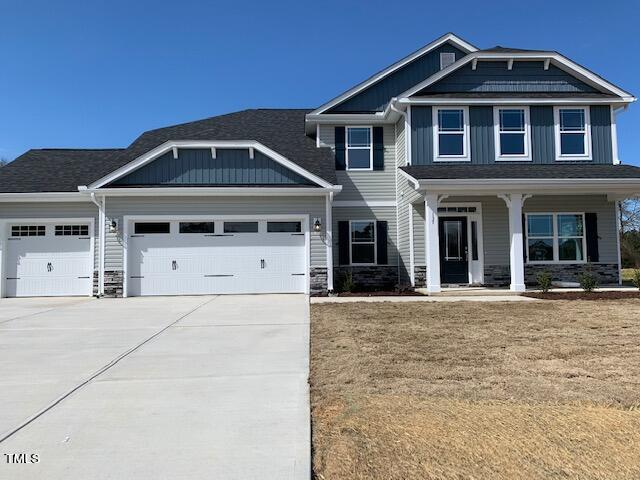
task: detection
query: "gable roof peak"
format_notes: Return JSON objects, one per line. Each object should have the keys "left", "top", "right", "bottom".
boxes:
{"left": 309, "top": 32, "right": 478, "bottom": 115}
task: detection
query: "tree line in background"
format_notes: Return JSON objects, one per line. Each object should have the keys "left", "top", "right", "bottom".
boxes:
{"left": 621, "top": 198, "right": 640, "bottom": 268}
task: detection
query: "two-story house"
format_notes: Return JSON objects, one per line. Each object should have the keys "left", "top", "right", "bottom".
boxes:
{"left": 0, "top": 33, "right": 639, "bottom": 298}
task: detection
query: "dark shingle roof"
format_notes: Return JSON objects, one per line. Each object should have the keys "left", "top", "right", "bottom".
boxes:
{"left": 122, "top": 109, "right": 335, "bottom": 185}
{"left": 480, "top": 46, "right": 554, "bottom": 54}
{"left": 401, "top": 164, "right": 640, "bottom": 180}
{"left": 0, "top": 109, "right": 336, "bottom": 193}
{"left": 0, "top": 149, "right": 125, "bottom": 193}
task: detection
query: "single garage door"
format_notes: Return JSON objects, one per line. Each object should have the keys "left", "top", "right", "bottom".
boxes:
{"left": 5, "top": 222, "right": 93, "bottom": 297}
{"left": 127, "top": 219, "right": 307, "bottom": 296}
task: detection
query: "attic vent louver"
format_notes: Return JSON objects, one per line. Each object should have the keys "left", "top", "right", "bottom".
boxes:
{"left": 440, "top": 52, "right": 456, "bottom": 70}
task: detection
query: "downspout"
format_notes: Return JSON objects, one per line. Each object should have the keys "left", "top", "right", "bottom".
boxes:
{"left": 90, "top": 192, "right": 105, "bottom": 296}
{"left": 390, "top": 99, "right": 410, "bottom": 286}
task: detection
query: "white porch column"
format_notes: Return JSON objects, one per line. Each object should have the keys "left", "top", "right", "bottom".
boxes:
{"left": 499, "top": 193, "right": 526, "bottom": 292}
{"left": 325, "top": 192, "right": 334, "bottom": 292}
{"left": 424, "top": 193, "right": 441, "bottom": 293}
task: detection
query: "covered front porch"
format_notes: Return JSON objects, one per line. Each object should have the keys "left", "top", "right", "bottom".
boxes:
{"left": 400, "top": 165, "right": 640, "bottom": 293}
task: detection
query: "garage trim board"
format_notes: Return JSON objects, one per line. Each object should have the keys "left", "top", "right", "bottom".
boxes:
{"left": 122, "top": 214, "right": 311, "bottom": 297}
{"left": 0, "top": 217, "right": 95, "bottom": 298}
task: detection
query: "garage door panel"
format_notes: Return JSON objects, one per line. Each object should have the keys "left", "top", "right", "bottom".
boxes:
{"left": 127, "top": 220, "right": 307, "bottom": 296}
{"left": 5, "top": 224, "right": 92, "bottom": 298}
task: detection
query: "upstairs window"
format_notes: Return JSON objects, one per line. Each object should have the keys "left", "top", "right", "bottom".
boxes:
{"left": 494, "top": 107, "right": 531, "bottom": 161}
{"left": 346, "top": 127, "right": 372, "bottom": 170}
{"left": 554, "top": 107, "right": 592, "bottom": 160}
{"left": 433, "top": 107, "right": 470, "bottom": 161}
{"left": 440, "top": 52, "right": 456, "bottom": 70}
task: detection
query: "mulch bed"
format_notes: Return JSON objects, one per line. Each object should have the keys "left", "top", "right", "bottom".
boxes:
{"left": 524, "top": 291, "right": 640, "bottom": 300}
{"left": 333, "top": 290, "right": 424, "bottom": 297}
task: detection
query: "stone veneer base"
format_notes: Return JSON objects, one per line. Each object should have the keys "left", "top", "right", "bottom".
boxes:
{"left": 483, "top": 263, "right": 619, "bottom": 287}
{"left": 334, "top": 266, "right": 398, "bottom": 291}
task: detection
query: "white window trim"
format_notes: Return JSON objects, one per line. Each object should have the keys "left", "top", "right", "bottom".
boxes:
{"left": 346, "top": 126, "right": 373, "bottom": 171}
{"left": 493, "top": 106, "right": 532, "bottom": 161}
{"left": 553, "top": 106, "right": 592, "bottom": 161}
{"left": 525, "top": 212, "right": 587, "bottom": 265}
{"left": 432, "top": 106, "right": 471, "bottom": 162}
{"left": 440, "top": 52, "right": 456, "bottom": 70}
{"left": 349, "top": 219, "right": 377, "bottom": 266}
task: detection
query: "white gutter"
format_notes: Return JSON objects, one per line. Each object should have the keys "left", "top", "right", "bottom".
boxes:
{"left": 90, "top": 192, "right": 105, "bottom": 296}
{"left": 398, "top": 97, "right": 635, "bottom": 106}
{"left": 0, "top": 192, "right": 90, "bottom": 202}
{"left": 82, "top": 186, "right": 342, "bottom": 196}
{"left": 402, "top": 176, "right": 640, "bottom": 195}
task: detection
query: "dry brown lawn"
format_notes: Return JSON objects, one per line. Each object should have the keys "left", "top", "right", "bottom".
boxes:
{"left": 311, "top": 300, "right": 640, "bottom": 480}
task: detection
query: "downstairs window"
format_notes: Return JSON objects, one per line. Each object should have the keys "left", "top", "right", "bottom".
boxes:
{"left": 526, "top": 213, "right": 585, "bottom": 263}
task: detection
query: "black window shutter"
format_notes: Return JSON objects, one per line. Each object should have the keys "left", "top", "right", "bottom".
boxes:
{"left": 335, "top": 127, "right": 346, "bottom": 170}
{"left": 522, "top": 214, "right": 527, "bottom": 261}
{"left": 585, "top": 213, "right": 599, "bottom": 262}
{"left": 373, "top": 127, "right": 384, "bottom": 171}
{"left": 376, "top": 221, "right": 388, "bottom": 265}
{"left": 338, "top": 221, "right": 350, "bottom": 265}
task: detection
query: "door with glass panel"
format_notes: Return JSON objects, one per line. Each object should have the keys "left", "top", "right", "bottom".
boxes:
{"left": 439, "top": 217, "right": 469, "bottom": 284}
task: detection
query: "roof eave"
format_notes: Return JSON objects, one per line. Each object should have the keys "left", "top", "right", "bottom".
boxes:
{"left": 402, "top": 175, "right": 640, "bottom": 195}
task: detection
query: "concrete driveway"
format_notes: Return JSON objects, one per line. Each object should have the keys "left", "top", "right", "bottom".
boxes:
{"left": 0, "top": 295, "right": 310, "bottom": 480}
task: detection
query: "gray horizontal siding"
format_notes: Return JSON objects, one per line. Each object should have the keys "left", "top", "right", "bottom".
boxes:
{"left": 328, "top": 43, "right": 467, "bottom": 113}
{"left": 421, "top": 62, "right": 596, "bottom": 94}
{"left": 446, "top": 194, "right": 617, "bottom": 266}
{"left": 112, "top": 148, "right": 314, "bottom": 186}
{"left": 104, "top": 196, "right": 327, "bottom": 270}
{"left": 412, "top": 194, "right": 617, "bottom": 272}
{"left": 0, "top": 201, "right": 100, "bottom": 270}
{"left": 332, "top": 206, "right": 398, "bottom": 266}
{"left": 412, "top": 105, "right": 614, "bottom": 165}
{"left": 318, "top": 124, "right": 396, "bottom": 201}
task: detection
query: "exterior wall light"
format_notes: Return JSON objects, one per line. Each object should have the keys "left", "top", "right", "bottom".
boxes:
{"left": 109, "top": 219, "right": 118, "bottom": 233}
{"left": 313, "top": 218, "right": 322, "bottom": 232}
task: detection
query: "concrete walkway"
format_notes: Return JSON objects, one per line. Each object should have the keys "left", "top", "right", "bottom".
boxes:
{"left": 0, "top": 295, "right": 310, "bottom": 480}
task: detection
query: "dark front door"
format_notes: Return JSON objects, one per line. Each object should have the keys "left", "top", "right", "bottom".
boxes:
{"left": 439, "top": 217, "right": 469, "bottom": 284}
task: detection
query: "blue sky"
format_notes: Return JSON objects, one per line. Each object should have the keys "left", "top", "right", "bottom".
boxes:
{"left": 1, "top": 0, "right": 638, "bottom": 164}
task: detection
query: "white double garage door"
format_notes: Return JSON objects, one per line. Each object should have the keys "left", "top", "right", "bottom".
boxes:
{"left": 4, "top": 218, "right": 307, "bottom": 297}
{"left": 126, "top": 219, "right": 307, "bottom": 296}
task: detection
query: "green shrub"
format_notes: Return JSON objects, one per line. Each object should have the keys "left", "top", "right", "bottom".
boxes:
{"left": 632, "top": 269, "right": 640, "bottom": 291}
{"left": 536, "top": 271, "right": 553, "bottom": 293}
{"left": 339, "top": 271, "right": 356, "bottom": 293}
{"left": 577, "top": 269, "right": 598, "bottom": 293}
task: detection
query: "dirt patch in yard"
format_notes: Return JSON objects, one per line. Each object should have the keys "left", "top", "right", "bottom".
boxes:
{"left": 311, "top": 300, "right": 640, "bottom": 480}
